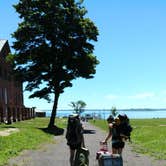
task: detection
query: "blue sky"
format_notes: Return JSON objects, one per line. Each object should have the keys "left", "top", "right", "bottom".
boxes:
{"left": 1, "top": 0, "right": 166, "bottom": 110}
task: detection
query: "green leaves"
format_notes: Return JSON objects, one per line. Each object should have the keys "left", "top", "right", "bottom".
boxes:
{"left": 10, "top": 0, "right": 99, "bottom": 127}
{"left": 69, "top": 100, "right": 87, "bottom": 115}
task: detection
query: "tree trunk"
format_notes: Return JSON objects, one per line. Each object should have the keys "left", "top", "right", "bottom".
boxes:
{"left": 48, "top": 92, "right": 60, "bottom": 128}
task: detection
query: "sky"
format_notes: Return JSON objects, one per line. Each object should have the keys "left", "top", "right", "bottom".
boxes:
{"left": 1, "top": 0, "right": 166, "bottom": 110}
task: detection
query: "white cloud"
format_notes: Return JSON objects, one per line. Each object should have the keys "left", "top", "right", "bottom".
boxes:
{"left": 128, "top": 92, "right": 155, "bottom": 99}
{"left": 105, "top": 92, "right": 156, "bottom": 101}
{"left": 105, "top": 94, "right": 119, "bottom": 100}
{"left": 101, "top": 91, "right": 166, "bottom": 109}
{"left": 160, "top": 90, "right": 166, "bottom": 95}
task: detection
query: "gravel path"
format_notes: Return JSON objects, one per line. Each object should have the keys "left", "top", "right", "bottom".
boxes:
{"left": 7, "top": 122, "right": 166, "bottom": 166}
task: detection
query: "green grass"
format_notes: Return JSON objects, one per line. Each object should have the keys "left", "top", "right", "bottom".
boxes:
{"left": 0, "top": 118, "right": 67, "bottom": 166}
{"left": 90, "top": 118, "right": 166, "bottom": 160}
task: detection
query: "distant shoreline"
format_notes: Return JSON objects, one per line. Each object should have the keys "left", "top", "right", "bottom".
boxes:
{"left": 42, "top": 108, "right": 166, "bottom": 112}
{"left": 43, "top": 109, "right": 166, "bottom": 119}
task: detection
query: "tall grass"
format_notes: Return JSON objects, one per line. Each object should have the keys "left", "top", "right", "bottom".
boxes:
{"left": 90, "top": 118, "right": 166, "bottom": 159}
{"left": 0, "top": 118, "right": 66, "bottom": 166}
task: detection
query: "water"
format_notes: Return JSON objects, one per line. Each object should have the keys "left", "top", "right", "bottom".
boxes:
{"left": 44, "top": 109, "right": 166, "bottom": 119}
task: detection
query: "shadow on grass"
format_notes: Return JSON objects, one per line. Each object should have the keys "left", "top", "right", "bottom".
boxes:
{"left": 83, "top": 129, "right": 96, "bottom": 134}
{"left": 39, "top": 125, "right": 64, "bottom": 136}
{"left": 0, "top": 126, "right": 17, "bottom": 129}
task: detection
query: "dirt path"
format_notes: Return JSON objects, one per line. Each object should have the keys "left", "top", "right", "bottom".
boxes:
{"left": 7, "top": 122, "right": 166, "bottom": 166}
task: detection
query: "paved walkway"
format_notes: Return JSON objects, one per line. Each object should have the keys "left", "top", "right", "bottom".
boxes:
{"left": 7, "top": 122, "right": 166, "bottom": 166}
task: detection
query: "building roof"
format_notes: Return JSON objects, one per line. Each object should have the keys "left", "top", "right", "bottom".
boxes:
{"left": 0, "top": 39, "right": 7, "bottom": 52}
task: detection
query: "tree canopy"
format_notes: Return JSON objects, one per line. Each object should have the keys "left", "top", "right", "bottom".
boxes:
{"left": 69, "top": 100, "right": 86, "bottom": 115}
{"left": 10, "top": 0, "right": 99, "bottom": 128}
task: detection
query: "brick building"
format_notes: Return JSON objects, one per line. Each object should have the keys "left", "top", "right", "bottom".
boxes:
{"left": 0, "top": 39, "right": 35, "bottom": 123}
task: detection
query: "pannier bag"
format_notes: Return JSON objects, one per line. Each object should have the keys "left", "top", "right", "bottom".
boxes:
{"left": 74, "top": 147, "right": 89, "bottom": 166}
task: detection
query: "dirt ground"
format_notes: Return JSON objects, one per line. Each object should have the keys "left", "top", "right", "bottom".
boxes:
{"left": 0, "top": 128, "right": 19, "bottom": 136}
{"left": 6, "top": 122, "right": 166, "bottom": 166}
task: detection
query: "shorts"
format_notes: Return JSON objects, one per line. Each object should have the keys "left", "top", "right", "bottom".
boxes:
{"left": 112, "top": 140, "right": 125, "bottom": 149}
{"left": 68, "top": 143, "right": 81, "bottom": 150}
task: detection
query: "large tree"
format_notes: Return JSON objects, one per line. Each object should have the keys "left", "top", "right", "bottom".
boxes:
{"left": 10, "top": 0, "right": 99, "bottom": 128}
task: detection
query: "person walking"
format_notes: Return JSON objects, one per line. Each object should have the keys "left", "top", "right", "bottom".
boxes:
{"left": 66, "top": 114, "right": 84, "bottom": 166}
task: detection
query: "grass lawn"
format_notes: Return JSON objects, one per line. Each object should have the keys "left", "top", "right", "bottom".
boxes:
{"left": 0, "top": 117, "right": 66, "bottom": 166}
{"left": 90, "top": 118, "right": 166, "bottom": 160}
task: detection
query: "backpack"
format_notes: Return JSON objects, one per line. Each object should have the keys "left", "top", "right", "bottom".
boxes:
{"left": 66, "top": 115, "right": 83, "bottom": 146}
{"left": 118, "top": 114, "right": 133, "bottom": 141}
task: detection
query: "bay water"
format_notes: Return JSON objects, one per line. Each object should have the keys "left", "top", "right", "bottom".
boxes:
{"left": 44, "top": 109, "right": 166, "bottom": 119}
